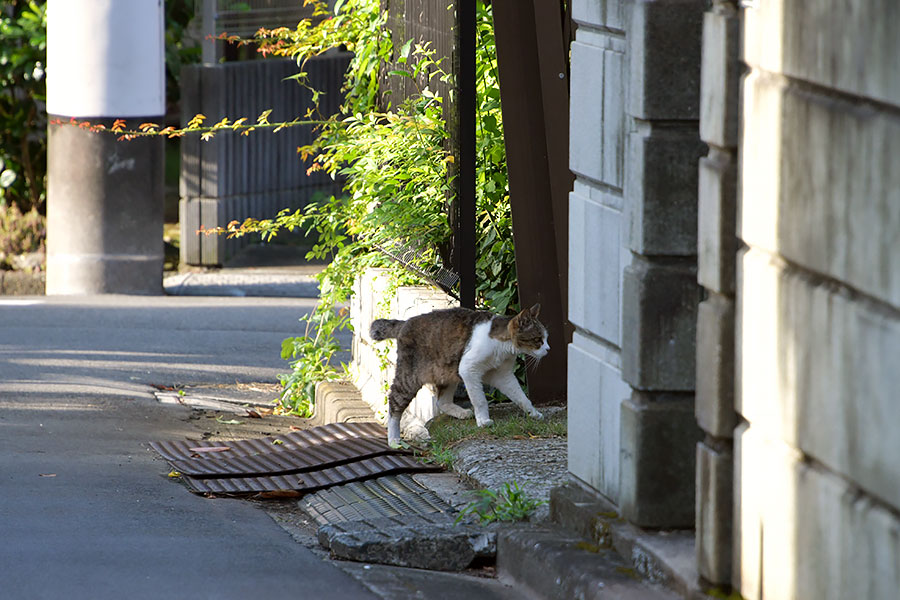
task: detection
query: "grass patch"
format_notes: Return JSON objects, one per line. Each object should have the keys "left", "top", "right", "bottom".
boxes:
{"left": 420, "top": 404, "right": 566, "bottom": 468}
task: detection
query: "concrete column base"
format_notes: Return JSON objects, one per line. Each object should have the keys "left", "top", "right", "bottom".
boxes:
{"left": 619, "top": 391, "right": 703, "bottom": 528}
{"left": 47, "top": 117, "right": 164, "bottom": 295}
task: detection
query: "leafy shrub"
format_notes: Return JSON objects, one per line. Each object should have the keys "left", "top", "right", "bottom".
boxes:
{"left": 241, "top": 1, "right": 515, "bottom": 415}
{"left": 0, "top": 0, "right": 47, "bottom": 213}
{"left": 0, "top": 200, "right": 45, "bottom": 271}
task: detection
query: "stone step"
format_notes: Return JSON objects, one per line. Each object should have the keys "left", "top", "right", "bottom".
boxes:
{"left": 549, "top": 482, "right": 702, "bottom": 599}
{"left": 497, "top": 526, "right": 680, "bottom": 600}
{"left": 318, "top": 515, "right": 497, "bottom": 571}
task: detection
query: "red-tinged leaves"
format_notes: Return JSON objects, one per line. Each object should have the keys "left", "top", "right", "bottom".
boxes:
{"left": 111, "top": 119, "right": 126, "bottom": 132}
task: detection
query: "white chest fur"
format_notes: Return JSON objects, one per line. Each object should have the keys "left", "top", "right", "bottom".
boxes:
{"left": 458, "top": 320, "right": 516, "bottom": 375}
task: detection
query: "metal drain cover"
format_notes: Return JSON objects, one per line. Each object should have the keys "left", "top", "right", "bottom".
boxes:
{"left": 181, "top": 454, "right": 441, "bottom": 495}
{"left": 150, "top": 423, "right": 441, "bottom": 497}
{"left": 301, "top": 474, "right": 456, "bottom": 525}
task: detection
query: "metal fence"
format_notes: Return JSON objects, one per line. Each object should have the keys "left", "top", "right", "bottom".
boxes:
{"left": 179, "top": 53, "right": 351, "bottom": 265}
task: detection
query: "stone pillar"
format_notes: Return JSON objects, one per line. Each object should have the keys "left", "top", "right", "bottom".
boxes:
{"left": 46, "top": 0, "right": 164, "bottom": 294}
{"left": 694, "top": 0, "right": 740, "bottom": 587}
{"left": 736, "top": 1, "right": 900, "bottom": 598}
{"left": 616, "top": 0, "right": 705, "bottom": 529}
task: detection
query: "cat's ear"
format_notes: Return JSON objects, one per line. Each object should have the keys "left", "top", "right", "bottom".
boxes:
{"left": 528, "top": 303, "right": 541, "bottom": 318}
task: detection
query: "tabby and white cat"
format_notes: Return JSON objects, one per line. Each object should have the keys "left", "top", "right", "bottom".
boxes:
{"left": 370, "top": 304, "right": 549, "bottom": 447}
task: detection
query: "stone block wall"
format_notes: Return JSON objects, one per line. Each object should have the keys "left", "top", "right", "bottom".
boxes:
{"left": 735, "top": 1, "right": 900, "bottom": 597}
{"left": 567, "top": 0, "right": 705, "bottom": 529}
{"left": 617, "top": 0, "right": 705, "bottom": 529}
{"left": 350, "top": 268, "right": 457, "bottom": 439}
{"left": 694, "top": 0, "right": 740, "bottom": 587}
{"left": 567, "top": 0, "right": 630, "bottom": 503}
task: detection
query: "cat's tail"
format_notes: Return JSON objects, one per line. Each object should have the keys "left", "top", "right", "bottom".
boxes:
{"left": 370, "top": 319, "right": 405, "bottom": 341}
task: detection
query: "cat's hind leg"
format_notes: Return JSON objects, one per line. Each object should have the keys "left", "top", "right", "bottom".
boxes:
{"left": 484, "top": 368, "right": 544, "bottom": 420}
{"left": 437, "top": 384, "right": 473, "bottom": 420}
{"left": 386, "top": 374, "right": 420, "bottom": 448}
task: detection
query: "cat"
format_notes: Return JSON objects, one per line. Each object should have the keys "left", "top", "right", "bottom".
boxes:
{"left": 370, "top": 303, "right": 549, "bottom": 447}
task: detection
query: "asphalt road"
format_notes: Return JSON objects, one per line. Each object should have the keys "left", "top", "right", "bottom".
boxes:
{"left": 0, "top": 294, "right": 377, "bottom": 599}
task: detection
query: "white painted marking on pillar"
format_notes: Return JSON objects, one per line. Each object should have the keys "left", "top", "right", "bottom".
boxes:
{"left": 107, "top": 153, "right": 136, "bottom": 175}
{"left": 47, "top": 0, "right": 164, "bottom": 117}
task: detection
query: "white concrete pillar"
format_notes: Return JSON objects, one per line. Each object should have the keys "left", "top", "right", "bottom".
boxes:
{"left": 46, "top": 0, "right": 165, "bottom": 294}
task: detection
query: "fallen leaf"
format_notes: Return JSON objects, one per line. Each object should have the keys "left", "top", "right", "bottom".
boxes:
{"left": 38, "top": 473, "right": 56, "bottom": 478}
{"left": 272, "top": 439, "right": 284, "bottom": 445}
{"left": 246, "top": 410, "right": 262, "bottom": 419}
{"left": 151, "top": 384, "right": 175, "bottom": 391}
{"left": 188, "top": 446, "right": 231, "bottom": 453}
{"left": 290, "top": 426, "right": 304, "bottom": 431}
{"left": 167, "top": 470, "right": 182, "bottom": 478}
{"left": 256, "top": 490, "right": 301, "bottom": 499}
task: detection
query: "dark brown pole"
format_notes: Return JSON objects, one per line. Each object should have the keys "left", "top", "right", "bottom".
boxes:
{"left": 491, "top": 0, "right": 571, "bottom": 403}
{"left": 458, "top": 0, "right": 477, "bottom": 309}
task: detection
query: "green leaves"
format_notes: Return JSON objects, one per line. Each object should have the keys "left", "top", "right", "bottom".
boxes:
{"left": 225, "top": 1, "right": 521, "bottom": 409}
{"left": 456, "top": 482, "right": 546, "bottom": 524}
{"left": 0, "top": 0, "right": 47, "bottom": 211}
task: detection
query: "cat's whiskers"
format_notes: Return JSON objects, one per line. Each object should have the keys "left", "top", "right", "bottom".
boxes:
{"left": 525, "top": 354, "right": 543, "bottom": 371}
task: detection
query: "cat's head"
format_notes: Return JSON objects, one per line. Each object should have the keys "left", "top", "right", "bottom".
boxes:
{"left": 509, "top": 303, "right": 550, "bottom": 358}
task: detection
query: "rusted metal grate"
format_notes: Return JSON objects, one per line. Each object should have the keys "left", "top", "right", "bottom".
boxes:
{"left": 149, "top": 422, "right": 441, "bottom": 497}
{"left": 168, "top": 436, "right": 394, "bottom": 478}
{"left": 149, "top": 422, "right": 385, "bottom": 462}
{"left": 182, "top": 455, "right": 440, "bottom": 495}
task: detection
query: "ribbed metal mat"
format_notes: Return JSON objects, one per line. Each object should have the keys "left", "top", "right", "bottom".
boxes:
{"left": 150, "top": 422, "right": 441, "bottom": 497}
{"left": 166, "top": 436, "right": 393, "bottom": 478}
{"left": 300, "top": 474, "right": 456, "bottom": 525}
{"left": 149, "top": 422, "right": 386, "bottom": 462}
{"left": 182, "top": 454, "right": 441, "bottom": 495}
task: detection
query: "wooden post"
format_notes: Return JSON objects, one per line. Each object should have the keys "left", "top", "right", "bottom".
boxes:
{"left": 491, "top": 0, "right": 572, "bottom": 403}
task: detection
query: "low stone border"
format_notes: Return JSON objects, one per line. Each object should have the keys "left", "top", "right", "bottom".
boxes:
{"left": 0, "top": 271, "right": 45, "bottom": 295}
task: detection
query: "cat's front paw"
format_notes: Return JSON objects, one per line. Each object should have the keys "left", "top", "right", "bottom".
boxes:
{"left": 475, "top": 418, "right": 494, "bottom": 428}
{"left": 387, "top": 437, "right": 403, "bottom": 449}
{"left": 528, "top": 409, "right": 544, "bottom": 420}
